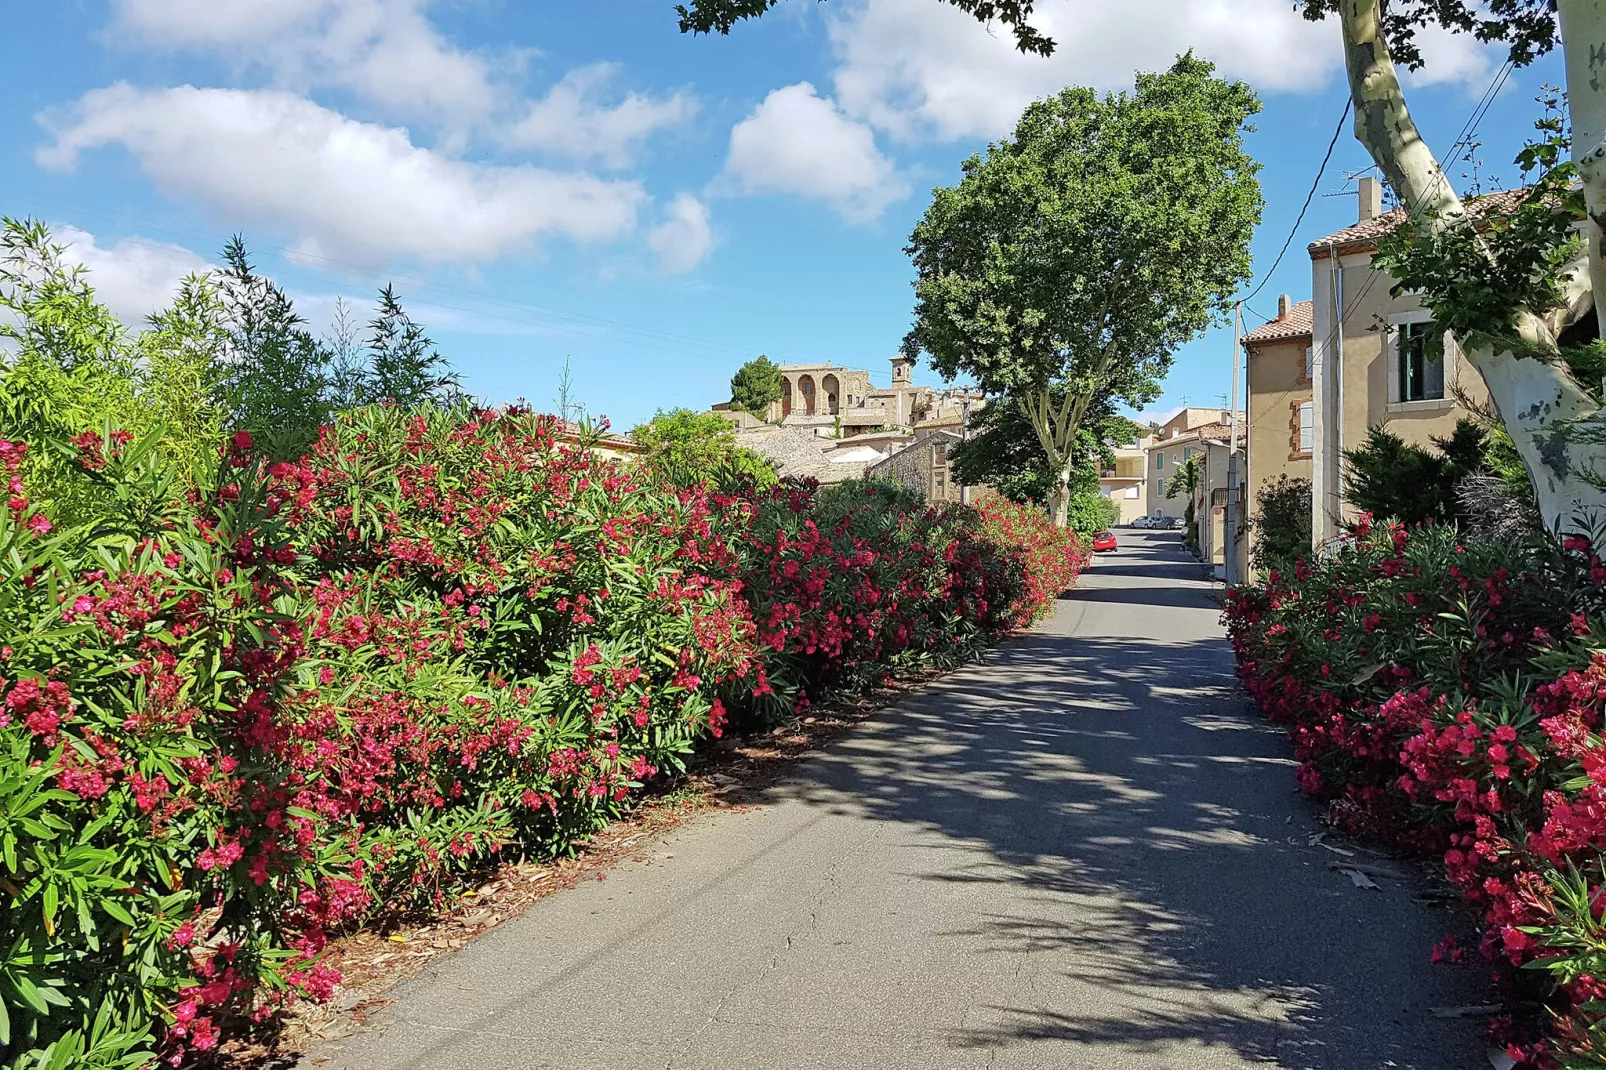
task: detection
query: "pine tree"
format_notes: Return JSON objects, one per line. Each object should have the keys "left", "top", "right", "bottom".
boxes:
{"left": 363, "top": 284, "right": 460, "bottom": 408}
{"left": 216, "top": 236, "right": 331, "bottom": 456}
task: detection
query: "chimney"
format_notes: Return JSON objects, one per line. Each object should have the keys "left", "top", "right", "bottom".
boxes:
{"left": 1358, "top": 175, "right": 1382, "bottom": 222}
{"left": 1277, "top": 293, "right": 1292, "bottom": 320}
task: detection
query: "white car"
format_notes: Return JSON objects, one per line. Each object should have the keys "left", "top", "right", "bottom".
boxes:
{"left": 1131, "top": 515, "right": 1155, "bottom": 529}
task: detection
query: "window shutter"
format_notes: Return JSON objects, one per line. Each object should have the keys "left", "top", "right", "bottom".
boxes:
{"left": 1299, "top": 401, "right": 1314, "bottom": 452}
{"left": 1386, "top": 325, "right": 1401, "bottom": 404}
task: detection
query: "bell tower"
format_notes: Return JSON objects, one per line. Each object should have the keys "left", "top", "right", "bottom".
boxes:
{"left": 890, "top": 354, "right": 914, "bottom": 386}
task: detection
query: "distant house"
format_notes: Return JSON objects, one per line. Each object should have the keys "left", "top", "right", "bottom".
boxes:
{"left": 725, "top": 356, "right": 983, "bottom": 437}
{"left": 867, "top": 429, "right": 967, "bottom": 502}
{"left": 1140, "top": 408, "right": 1243, "bottom": 580}
{"left": 1098, "top": 445, "right": 1148, "bottom": 526}
{"left": 1242, "top": 295, "right": 1314, "bottom": 547}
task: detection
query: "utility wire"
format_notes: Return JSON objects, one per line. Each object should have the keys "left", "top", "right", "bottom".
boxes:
{"left": 1243, "top": 99, "right": 1352, "bottom": 306}
{"left": 1442, "top": 59, "right": 1514, "bottom": 167}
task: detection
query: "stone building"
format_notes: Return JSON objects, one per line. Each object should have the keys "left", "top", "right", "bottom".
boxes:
{"left": 745, "top": 356, "right": 982, "bottom": 437}
{"left": 866, "top": 429, "right": 968, "bottom": 502}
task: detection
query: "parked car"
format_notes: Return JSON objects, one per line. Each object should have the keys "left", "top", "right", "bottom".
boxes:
{"left": 1130, "top": 515, "right": 1153, "bottom": 529}
{"left": 1156, "top": 516, "right": 1182, "bottom": 530}
{"left": 1092, "top": 530, "right": 1118, "bottom": 552}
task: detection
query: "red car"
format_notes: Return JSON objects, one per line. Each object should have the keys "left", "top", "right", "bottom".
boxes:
{"left": 1091, "top": 530, "right": 1117, "bottom": 553}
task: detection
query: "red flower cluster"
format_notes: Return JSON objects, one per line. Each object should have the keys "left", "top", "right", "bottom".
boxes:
{"left": 0, "top": 411, "right": 1084, "bottom": 1066}
{"left": 1226, "top": 520, "right": 1606, "bottom": 1066}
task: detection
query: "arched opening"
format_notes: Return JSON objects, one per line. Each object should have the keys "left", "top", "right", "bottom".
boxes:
{"left": 821, "top": 373, "right": 840, "bottom": 415}
{"left": 781, "top": 377, "right": 793, "bottom": 418}
{"left": 799, "top": 374, "right": 817, "bottom": 416}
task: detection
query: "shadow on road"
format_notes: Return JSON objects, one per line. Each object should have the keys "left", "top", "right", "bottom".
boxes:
{"left": 755, "top": 535, "right": 1483, "bottom": 1069}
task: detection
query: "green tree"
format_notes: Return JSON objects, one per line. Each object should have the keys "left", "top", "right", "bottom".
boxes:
{"left": 137, "top": 273, "right": 230, "bottom": 485}
{"left": 902, "top": 55, "right": 1262, "bottom": 526}
{"left": 729, "top": 355, "right": 783, "bottom": 419}
{"left": 631, "top": 408, "right": 777, "bottom": 489}
{"left": 1165, "top": 454, "right": 1202, "bottom": 552}
{"left": 676, "top": 0, "right": 1052, "bottom": 55}
{"left": 950, "top": 392, "right": 1142, "bottom": 506}
{"left": 0, "top": 218, "right": 144, "bottom": 520}
{"left": 360, "top": 284, "right": 461, "bottom": 408}
{"left": 216, "top": 236, "right": 332, "bottom": 457}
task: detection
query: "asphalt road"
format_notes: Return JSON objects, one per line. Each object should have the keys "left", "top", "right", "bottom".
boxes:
{"left": 307, "top": 530, "right": 1487, "bottom": 1070}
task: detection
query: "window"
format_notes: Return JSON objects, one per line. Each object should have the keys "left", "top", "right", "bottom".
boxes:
{"left": 1183, "top": 446, "right": 1194, "bottom": 462}
{"left": 933, "top": 471, "right": 947, "bottom": 498}
{"left": 1124, "top": 485, "right": 1140, "bottom": 499}
{"left": 1156, "top": 477, "right": 1165, "bottom": 499}
{"left": 1397, "top": 320, "right": 1444, "bottom": 402}
{"left": 1304, "top": 345, "right": 1314, "bottom": 381}
{"left": 1298, "top": 401, "right": 1314, "bottom": 453}
{"left": 1155, "top": 452, "right": 1165, "bottom": 470}
{"left": 932, "top": 443, "right": 948, "bottom": 466}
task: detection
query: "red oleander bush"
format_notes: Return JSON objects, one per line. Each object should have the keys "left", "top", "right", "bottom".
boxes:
{"left": 1225, "top": 517, "right": 1606, "bottom": 1067}
{"left": 0, "top": 409, "right": 1084, "bottom": 1068}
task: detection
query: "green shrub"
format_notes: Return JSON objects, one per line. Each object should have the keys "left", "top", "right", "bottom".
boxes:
{"left": 631, "top": 408, "right": 776, "bottom": 491}
{"left": 1249, "top": 475, "right": 1311, "bottom": 572}
{"left": 1342, "top": 419, "right": 1489, "bottom": 526}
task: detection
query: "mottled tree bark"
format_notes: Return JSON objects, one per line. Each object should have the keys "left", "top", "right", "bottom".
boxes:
{"left": 1335, "top": 0, "right": 1606, "bottom": 532}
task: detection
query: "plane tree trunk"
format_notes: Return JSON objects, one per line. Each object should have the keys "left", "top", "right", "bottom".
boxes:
{"left": 1335, "top": 0, "right": 1606, "bottom": 532}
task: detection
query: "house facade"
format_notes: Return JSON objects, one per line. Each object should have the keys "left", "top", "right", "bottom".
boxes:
{"left": 1244, "top": 176, "right": 1504, "bottom": 550}
{"left": 1140, "top": 408, "right": 1240, "bottom": 522}
{"left": 1098, "top": 445, "right": 1148, "bottom": 525}
{"left": 1242, "top": 295, "right": 1314, "bottom": 542}
{"left": 866, "top": 428, "right": 967, "bottom": 502}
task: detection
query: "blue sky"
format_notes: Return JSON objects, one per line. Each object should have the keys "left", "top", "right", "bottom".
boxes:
{"left": 1, "top": 0, "right": 1564, "bottom": 430}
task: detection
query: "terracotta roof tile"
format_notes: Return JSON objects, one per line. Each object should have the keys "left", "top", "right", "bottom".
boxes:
{"left": 1306, "top": 187, "right": 1529, "bottom": 255}
{"left": 1242, "top": 300, "right": 1313, "bottom": 345}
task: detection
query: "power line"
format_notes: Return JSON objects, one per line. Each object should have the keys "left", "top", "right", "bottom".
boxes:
{"left": 1442, "top": 59, "right": 1514, "bottom": 166}
{"left": 1243, "top": 99, "right": 1352, "bottom": 305}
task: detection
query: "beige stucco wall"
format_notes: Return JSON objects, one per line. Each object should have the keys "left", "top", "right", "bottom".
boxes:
{"left": 1311, "top": 251, "right": 1494, "bottom": 543}
{"left": 1143, "top": 437, "right": 1217, "bottom": 520}
{"left": 1246, "top": 335, "right": 1313, "bottom": 523}
{"left": 1331, "top": 256, "right": 1490, "bottom": 455}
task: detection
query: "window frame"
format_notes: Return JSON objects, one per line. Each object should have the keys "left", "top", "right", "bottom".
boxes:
{"left": 1386, "top": 309, "right": 1450, "bottom": 409}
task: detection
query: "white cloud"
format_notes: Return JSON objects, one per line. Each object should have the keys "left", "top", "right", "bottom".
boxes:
{"left": 828, "top": 0, "right": 1356, "bottom": 142}
{"left": 648, "top": 194, "right": 713, "bottom": 274}
{"left": 723, "top": 83, "right": 907, "bottom": 222}
{"left": 109, "top": 0, "right": 496, "bottom": 129}
{"left": 505, "top": 63, "right": 697, "bottom": 168}
{"left": 52, "top": 225, "right": 211, "bottom": 324}
{"left": 38, "top": 85, "right": 647, "bottom": 268}
{"left": 1401, "top": 21, "right": 1500, "bottom": 89}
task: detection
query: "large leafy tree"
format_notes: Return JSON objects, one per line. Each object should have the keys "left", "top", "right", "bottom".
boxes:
{"left": 729, "top": 354, "right": 783, "bottom": 418}
{"left": 902, "top": 54, "right": 1262, "bottom": 526}
{"left": 950, "top": 391, "right": 1142, "bottom": 506}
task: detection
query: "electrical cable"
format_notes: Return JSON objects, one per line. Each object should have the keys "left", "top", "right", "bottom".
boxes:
{"left": 1243, "top": 99, "right": 1352, "bottom": 305}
